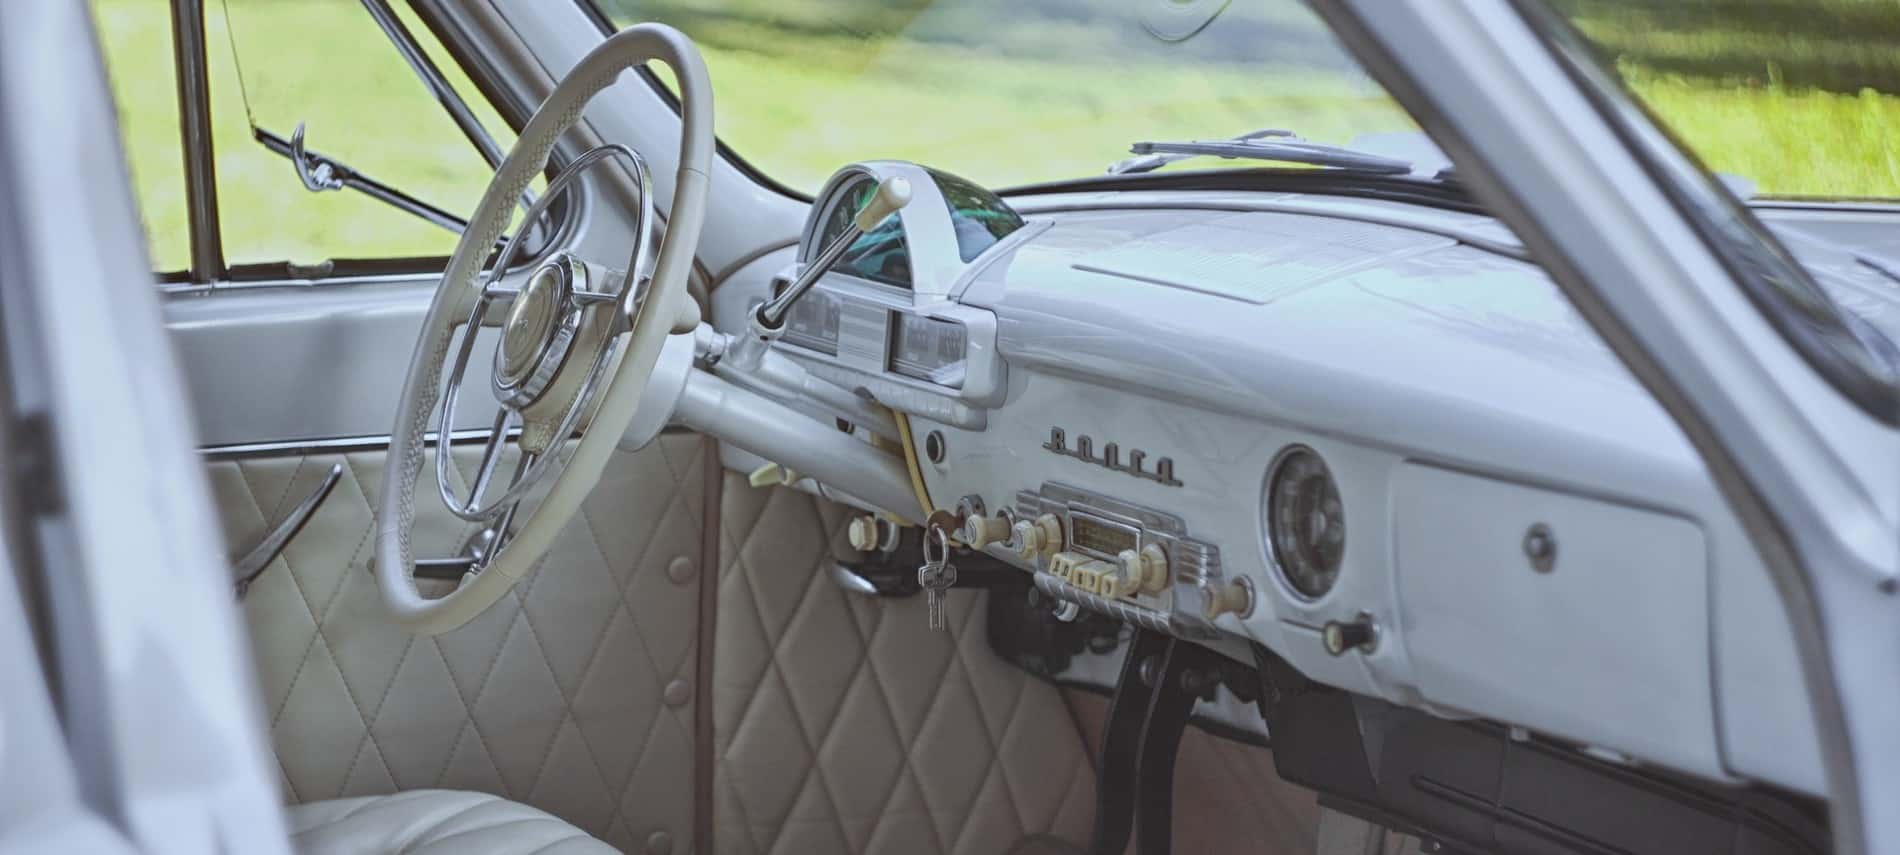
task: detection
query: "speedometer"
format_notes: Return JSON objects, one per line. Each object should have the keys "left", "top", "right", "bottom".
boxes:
{"left": 888, "top": 312, "right": 967, "bottom": 387}
{"left": 1265, "top": 446, "right": 1345, "bottom": 599}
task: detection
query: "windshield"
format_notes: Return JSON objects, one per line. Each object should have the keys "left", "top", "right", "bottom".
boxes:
{"left": 1546, "top": 0, "right": 1900, "bottom": 199}
{"left": 592, "top": 0, "right": 1419, "bottom": 191}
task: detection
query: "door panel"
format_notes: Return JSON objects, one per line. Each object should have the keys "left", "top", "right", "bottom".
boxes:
{"left": 208, "top": 435, "right": 710, "bottom": 852}
{"left": 167, "top": 280, "right": 503, "bottom": 447}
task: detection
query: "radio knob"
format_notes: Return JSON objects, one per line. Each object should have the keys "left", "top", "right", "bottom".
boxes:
{"left": 1115, "top": 544, "right": 1169, "bottom": 596}
{"left": 1205, "top": 577, "right": 1256, "bottom": 621}
{"left": 1012, "top": 514, "right": 1063, "bottom": 560}
{"left": 963, "top": 513, "right": 1012, "bottom": 548}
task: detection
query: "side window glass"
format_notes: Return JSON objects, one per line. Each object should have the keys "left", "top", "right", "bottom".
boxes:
{"left": 92, "top": 0, "right": 525, "bottom": 279}
{"left": 92, "top": 1, "right": 190, "bottom": 274}
{"left": 209, "top": 0, "right": 512, "bottom": 270}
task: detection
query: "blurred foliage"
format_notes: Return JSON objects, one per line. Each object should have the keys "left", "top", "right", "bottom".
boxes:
{"left": 1548, "top": 0, "right": 1900, "bottom": 197}
{"left": 89, "top": 0, "right": 1900, "bottom": 272}
{"left": 600, "top": 0, "right": 1900, "bottom": 198}
{"left": 597, "top": 0, "right": 1415, "bottom": 190}
{"left": 1551, "top": 0, "right": 1900, "bottom": 96}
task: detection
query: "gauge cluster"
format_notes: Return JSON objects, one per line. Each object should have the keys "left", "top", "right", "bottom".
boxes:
{"left": 1264, "top": 445, "right": 1346, "bottom": 601}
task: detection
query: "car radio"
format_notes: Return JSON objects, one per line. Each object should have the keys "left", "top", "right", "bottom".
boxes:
{"left": 966, "top": 483, "right": 1249, "bottom": 641}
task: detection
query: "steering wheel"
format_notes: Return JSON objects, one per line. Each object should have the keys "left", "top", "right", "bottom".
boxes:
{"left": 375, "top": 24, "right": 712, "bottom": 635}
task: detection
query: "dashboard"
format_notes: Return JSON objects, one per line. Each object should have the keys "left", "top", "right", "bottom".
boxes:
{"left": 697, "top": 160, "right": 1900, "bottom": 802}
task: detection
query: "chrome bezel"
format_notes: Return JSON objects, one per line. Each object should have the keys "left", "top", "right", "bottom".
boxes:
{"left": 492, "top": 252, "right": 586, "bottom": 409}
{"left": 1066, "top": 508, "right": 1143, "bottom": 562}
{"left": 1261, "top": 443, "right": 1345, "bottom": 604}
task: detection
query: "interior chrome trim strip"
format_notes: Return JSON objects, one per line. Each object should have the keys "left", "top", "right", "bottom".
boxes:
{"left": 171, "top": 0, "right": 224, "bottom": 281}
{"left": 231, "top": 463, "right": 343, "bottom": 596}
{"left": 159, "top": 271, "right": 442, "bottom": 296}
{"left": 200, "top": 424, "right": 691, "bottom": 460}
{"left": 360, "top": 0, "right": 506, "bottom": 170}
{"left": 200, "top": 427, "right": 521, "bottom": 460}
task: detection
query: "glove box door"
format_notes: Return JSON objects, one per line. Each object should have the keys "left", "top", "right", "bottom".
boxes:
{"left": 1391, "top": 463, "right": 1721, "bottom": 776}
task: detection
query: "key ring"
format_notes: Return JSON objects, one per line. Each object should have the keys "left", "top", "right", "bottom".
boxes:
{"left": 922, "top": 525, "right": 950, "bottom": 568}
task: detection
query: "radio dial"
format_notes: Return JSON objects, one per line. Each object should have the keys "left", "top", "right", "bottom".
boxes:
{"left": 963, "top": 513, "right": 1012, "bottom": 548}
{"left": 1116, "top": 544, "right": 1170, "bottom": 596}
{"left": 1013, "top": 514, "right": 1063, "bottom": 560}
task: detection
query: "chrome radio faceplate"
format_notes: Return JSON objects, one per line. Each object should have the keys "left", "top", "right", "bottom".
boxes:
{"left": 1014, "top": 483, "right": 1226, "bottom": 640}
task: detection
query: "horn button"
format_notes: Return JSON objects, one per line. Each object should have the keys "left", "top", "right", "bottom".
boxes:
{"left": 493, "top": 254, "right": 586, "bottom": 408}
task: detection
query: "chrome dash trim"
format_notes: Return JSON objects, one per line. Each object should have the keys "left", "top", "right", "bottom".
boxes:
{"left": 160, "top": 271, "right": 443, "bottom": 297}
{"left": 200, "top": 427, "right": 519, "bottom": 460}
{"left": 200, "top": 424, "right": 695, "bottom": 460}
{"left": 1031, "top": 571, "right": 1223, "bottom": 640}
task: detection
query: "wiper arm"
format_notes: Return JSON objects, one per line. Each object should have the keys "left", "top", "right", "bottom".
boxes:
{"left": 1108, "top": 128, "right": 1413, "bottom": 176}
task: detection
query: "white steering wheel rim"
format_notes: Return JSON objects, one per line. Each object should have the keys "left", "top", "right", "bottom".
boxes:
{"left": 375, "top": 24, "right": 713, "bottom": 635}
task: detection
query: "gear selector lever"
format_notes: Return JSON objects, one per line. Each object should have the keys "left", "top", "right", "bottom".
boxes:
{"left": 723, "top": 177, "right": 911, "bottom": 373}
{"left": 754, "top": 176, "right": 911, "bottom": 333}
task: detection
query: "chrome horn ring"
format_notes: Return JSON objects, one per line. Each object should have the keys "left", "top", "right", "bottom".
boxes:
{"left": 431, "top": 143, "right": 655, "bottom": 532}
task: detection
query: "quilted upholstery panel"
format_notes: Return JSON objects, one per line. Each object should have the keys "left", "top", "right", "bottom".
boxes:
{"left": 209, "top": 435, "right": 708, "bottom": 853}
{"left": 715, "top": 476, "right": 1096, "bottom": 855}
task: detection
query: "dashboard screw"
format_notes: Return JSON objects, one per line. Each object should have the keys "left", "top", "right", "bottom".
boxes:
{"left": 924, "top": 430, "right": 947, "bottom": 464}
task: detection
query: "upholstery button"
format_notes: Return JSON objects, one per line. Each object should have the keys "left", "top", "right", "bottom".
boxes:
{"left": 663, "top": 678, "right": 691, "bottom": 707}
{"left": 646, "top": 829, "right": 673, "bottom": 854}
{"left": 666, "top": 556, "right": 696, "bottom": 585}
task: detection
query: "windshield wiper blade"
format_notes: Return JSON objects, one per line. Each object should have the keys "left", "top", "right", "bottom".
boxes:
{"left": 1108, "top": 128, "right": 1413, "bottom": 176}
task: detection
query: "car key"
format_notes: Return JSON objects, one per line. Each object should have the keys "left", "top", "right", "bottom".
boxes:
{"left": 918, "top": 526, "right": 958, "bottom": 631}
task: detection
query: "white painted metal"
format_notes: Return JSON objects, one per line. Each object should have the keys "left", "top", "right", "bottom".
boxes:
{"left": 1392, "top": 463, "right": 1712, "bottom": 768}
{"left": 672, "top": 368, "right": 919, "bottom": 517}
{"left": 0, "top": 2, "right": 291, "bottom": 850}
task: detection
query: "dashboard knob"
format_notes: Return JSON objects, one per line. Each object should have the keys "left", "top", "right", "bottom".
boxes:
{"left": 1115, "top": 544, "right": 1170, "bottom": 597}
{"left": 854, "top": 176, "right": 913, "bottom": 231}
{"left": 963, "top": 513, "right": 1012, "bottom": 548}
{"left": 1322, "top": 613, "right": 1379, "bottom": 656}
{"left": 1012, "top": 514, "right": 1063, "bottom": 560}
{"left": 1204, "top": 577, "right": 1256, "bottom": 621}
{"left": 847, "top": 516, "right": 882, "bottom": 552}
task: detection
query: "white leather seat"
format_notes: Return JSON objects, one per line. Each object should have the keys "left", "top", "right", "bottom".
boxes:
{"left": 285, "top": 789, "right": 615, "bottom": 855}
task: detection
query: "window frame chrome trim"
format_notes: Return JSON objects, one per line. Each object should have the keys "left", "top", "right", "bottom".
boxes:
{"left": 170, "top": 0, "right": 224, "bottom": 283}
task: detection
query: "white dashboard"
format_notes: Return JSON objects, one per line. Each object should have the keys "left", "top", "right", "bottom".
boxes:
{"left": 687, "top": 162, "right": 1900, "bottom": 801}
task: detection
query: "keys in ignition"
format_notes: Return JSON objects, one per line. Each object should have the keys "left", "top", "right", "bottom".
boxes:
{"left": 918, "top": 526, "right": 958, "bottom": 631}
